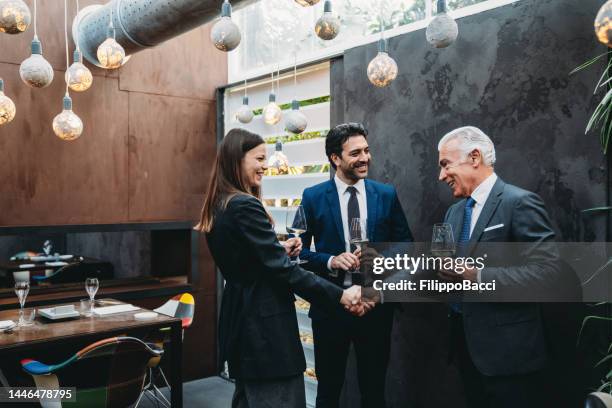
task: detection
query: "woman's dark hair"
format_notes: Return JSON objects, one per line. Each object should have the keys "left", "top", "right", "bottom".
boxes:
{"left": 325, "top": 122, "right": 368, "bottom": 169}
{"left": 195, "top": 128, "right": 266, "bottom": 232}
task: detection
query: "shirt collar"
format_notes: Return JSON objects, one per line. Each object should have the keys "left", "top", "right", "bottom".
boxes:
{"left": 334, "top": 175, "right": 366, "bottom": 197}
{"left": 470, "top": 173, "right": 498, "bottom": 206}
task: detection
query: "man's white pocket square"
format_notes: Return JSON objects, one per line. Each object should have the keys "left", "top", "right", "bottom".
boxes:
{"left": 484, "top": 223, "right": 504, "bottom": 232}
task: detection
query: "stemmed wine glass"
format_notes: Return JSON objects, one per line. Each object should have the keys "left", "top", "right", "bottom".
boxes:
{"left": 286, "top": 206, "right": 308, "bottom": 265}
{"left": 349, "top": 218, "right": 368, "bottom": 274}
{"left": 431, "top": 223, "right": 455, "bottom": 257}
{"left": 84, "top": 278, "right": 99, "bottom": 317}
{"left": 14, "top": 281, "right": 31, "bottom": 327}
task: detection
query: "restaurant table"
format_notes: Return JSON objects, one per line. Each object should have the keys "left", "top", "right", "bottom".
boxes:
{"left": 0, "top": 299, "right": 183, "bottom": 407}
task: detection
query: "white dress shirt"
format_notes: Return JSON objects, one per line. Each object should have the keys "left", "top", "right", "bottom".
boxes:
{"left": 326, "top": 175, "right": 368, "bottom": 272}
{"left": 468, "top": 172, "right": 498, "bottom": 236}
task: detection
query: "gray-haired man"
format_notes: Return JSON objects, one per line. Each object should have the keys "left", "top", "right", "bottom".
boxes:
{"left": 437, "top": 126, "right": 558, "bottom": 408}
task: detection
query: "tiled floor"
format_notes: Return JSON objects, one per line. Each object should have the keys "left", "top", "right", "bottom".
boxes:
{"left": 137, "top": 376, "right": 235, "bottom": 408}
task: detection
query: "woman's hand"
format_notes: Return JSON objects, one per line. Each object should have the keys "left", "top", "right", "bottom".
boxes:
{"left": 340, "top": 285, "right": 361, "bottom": 308}
{"left": 282, "top": 237, "right": 303, "bottom": 257}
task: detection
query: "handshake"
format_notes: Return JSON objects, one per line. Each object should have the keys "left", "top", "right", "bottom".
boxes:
{"left": 340, "top": 285, "right": 377, "bottom": 317}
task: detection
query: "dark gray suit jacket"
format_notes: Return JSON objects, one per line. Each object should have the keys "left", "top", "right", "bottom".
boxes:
{"left": 444, "top": 177, "right": 559, "bottom": 376}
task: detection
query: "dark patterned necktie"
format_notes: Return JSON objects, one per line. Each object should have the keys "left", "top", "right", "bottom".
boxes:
{"left": 457, "top": 196, "right": 476, "bottom": 256}
{"left": 451, "top": 196, "right": 476, "bottom": 313}
{"left": 346, "top": 186, "right": 360, "bottom": 252}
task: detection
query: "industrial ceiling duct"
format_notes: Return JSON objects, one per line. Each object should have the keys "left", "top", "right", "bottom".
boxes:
{"left": 72, "top": 0, "right": 253, "bottom": 67}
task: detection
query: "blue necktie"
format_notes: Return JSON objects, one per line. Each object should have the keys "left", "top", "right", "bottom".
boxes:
{"left": 450, "top": 196, "right": 476, "bottom": 313}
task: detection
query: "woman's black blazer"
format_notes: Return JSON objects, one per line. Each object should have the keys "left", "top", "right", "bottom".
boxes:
{"left": 205, "top": 194, "right": 343, "bottom": 380}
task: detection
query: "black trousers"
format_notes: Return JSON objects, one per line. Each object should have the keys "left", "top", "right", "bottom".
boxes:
{"left": 451, "top": 313, "right": 548, "bottom": 408}
{"left": 311, "top": 304, "right": 394, "bottom": 408}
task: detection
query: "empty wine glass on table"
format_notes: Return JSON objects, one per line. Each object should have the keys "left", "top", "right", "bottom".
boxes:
{"left": 14, "top": 281, "right": 32, "bottom": 327}
{"left": 84, "top": 278, "right": 99, "bottom": 317}
{"left": 286, "top": 205, "right": 308, "bottom": 265}
{"left": 431, "top": 223, "right": 455, "bottom": 257}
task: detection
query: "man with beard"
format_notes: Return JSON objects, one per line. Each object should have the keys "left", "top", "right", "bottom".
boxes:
{"left": 298, "top": 122, "right": 413, "bottom": 408}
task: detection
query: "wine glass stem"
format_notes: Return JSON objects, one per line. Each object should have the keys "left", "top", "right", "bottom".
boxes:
{"left": 293, "top": 233, "right": 301, "bottom": 263}
{"left": 90, "top": 295, "right": 94, "bottom": 315}
{"left": 19, "top": 306, "right": 23, "bottom": 325}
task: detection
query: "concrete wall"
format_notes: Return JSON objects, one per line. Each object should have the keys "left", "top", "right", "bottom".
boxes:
{"left": 332, "top": 0, "right": 609, "bottom": 406}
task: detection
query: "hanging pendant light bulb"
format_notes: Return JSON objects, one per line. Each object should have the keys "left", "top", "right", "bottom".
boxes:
{"left": 0, "top": 0, "right": 31, "bottom": 34}
{"left": 315, "top": 0, "right": 340, "bottom": 41}
{"left": 595, "top": 0, "right": 612, "bottom": 47}
{"left": 66, "top": 49, "right": 93, "bottom": 92}
{"left": 285, "top": 58, "right": 307, "bottom": 134}
{"left": 367, "top": 38, "right": 398, "bottom": 88}
{"left": 66, "top": 0, "right": 92, "bottom": 92}
{"left": 426, "top": 0, "right": 458, "bottom": 48}
{"left": 295, "top": 0, "right": 320, "bottom": 6}
{"left": 285, "top": 100, "right": 307, "bottom": 134}
{"left": 263, "top": 93, "right": 282, "bottom": 125}
{"left": 0, "top": 79, "right": 16, "bottom": 126}
{"left": 263, "top": 72, "right": 282, "bottom": 125}
{"left": 97, "top": 5, "right": 125, "bottom": 69}
{"left": 53, "top": 0, "right": 82, "bottom": 141}
{"left": 20, "top": 36, "right": 54, "bottom": 88}
{"left": 53, "top": 93, "right": 83, "bottom": 141}
{"left": 267, "top": 141, "right": 289, "bottom": 173}
{"left": 19, "top": 1, "right": 53, "bottom": 88}
{"left": 211, "top": 0, "right": 241, "bottom": 52}
{"left": 236, "top": 96, "right": 254, "bottom": 124}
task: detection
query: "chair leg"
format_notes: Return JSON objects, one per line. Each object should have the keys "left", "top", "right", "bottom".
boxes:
{"left": 151, "top": 384, "right": 171, "bottom": 408}
{"left": 0, "top": 368, "right": 9, "bottom": 387}
{"left": 158, "top": 367, "right": 171, "bottom": 390}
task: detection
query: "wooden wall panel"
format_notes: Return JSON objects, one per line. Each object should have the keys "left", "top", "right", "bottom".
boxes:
{"left": 0, "top": 63, "right": 129, "bottom": 226}
{"left": 127, "top": 92, "right": 216, "bottom": 221}
{"left": 119, "top": 23, "right": 227, "bottom": 100}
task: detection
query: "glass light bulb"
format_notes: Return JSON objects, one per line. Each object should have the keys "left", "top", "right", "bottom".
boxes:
{"left": 236, "top": 104, "right": 254, "bottom": 124}
{"left": 263, "top": 102, "right": 282, "bottom": 125}
{"left": 0, "top": 0, "right": 31, "bottom": 34}
{"left": 211, "top": 16, "right": 241, "bottom": 52}
{"left": 97, "top": 37, "right": 125, "bottom": 69}
{"left": 285, "top": 109, "right": 307, "bottom": 134}
{"left": 295, "top": 0, "right": 320, "bottom": 6}
{"left": 426, "top": 12, "right": 458, "bottom": 48}
{"left": 367, "top": 51, "right": 398, "bottom": 88}
{"left": 315, "top": 12, "right": 340, "bottom": 41}
{"left": 268, "top": 150, "right": 289, "bottom": 171}
{"left": 65, "top": 61, "right": 93, "bottom": 92}
{"left": 53, "top": 108, "right": 83, "bottom": 141}
{"left": 595, "top": 0, "right": 612, "bottom": 47}
{"left": 19, "top": 53, "right": 54, "bottom": 88}
{"left": 0, "top": 90, "right": 16, "bottom": 125}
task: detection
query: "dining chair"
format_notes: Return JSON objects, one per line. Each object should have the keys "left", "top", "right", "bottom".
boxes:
{"left": 135, "top": 292, "right": 194, "bottom": 408}
{"left": 586, "top": 392, "right": 612, "bottom": 408}
{"left": 21, "top": 336, "right": 162, "bottom": 408}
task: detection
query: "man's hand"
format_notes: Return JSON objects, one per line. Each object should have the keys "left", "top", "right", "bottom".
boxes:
{"left": 340, "top": 285, "right": 361, "bottom": 308}
{"left": 331, "top": 252, "right": 360, "bottom": 271}
{"left": 437, "top": 258, "right": 479, "bottom": 282}
{"left": 281, "top": 237, "right": 302, "bottom": 257}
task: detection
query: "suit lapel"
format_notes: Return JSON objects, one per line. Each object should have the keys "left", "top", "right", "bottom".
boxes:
{"left": 325, "top": 181, "right": 345, "bottom": 244}
{"left": 467, "top": 178, "right": 505, "bottom": 255}
{"left": 365, "top": 180, "right": 378, "bottom": 241}
{"left": 449, "top": 202, "right": 465, "bottom": 245}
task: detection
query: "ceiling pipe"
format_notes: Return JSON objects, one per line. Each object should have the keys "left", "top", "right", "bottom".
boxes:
{"left": 72, "top": 0, "right": 254, "bottom": 68}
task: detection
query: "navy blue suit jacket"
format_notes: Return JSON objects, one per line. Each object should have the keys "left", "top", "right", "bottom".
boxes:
{"left": 299, "top": 178, "right": 413, "bottom": 286}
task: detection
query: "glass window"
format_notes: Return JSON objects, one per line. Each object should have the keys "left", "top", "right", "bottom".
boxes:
{"left": 229, "top": 0, "right": 513, "bottom": 81}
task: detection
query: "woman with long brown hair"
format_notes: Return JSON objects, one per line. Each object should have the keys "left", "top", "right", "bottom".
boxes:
{"left": 197, "top": 128, "right": 361, "bottom": 407}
